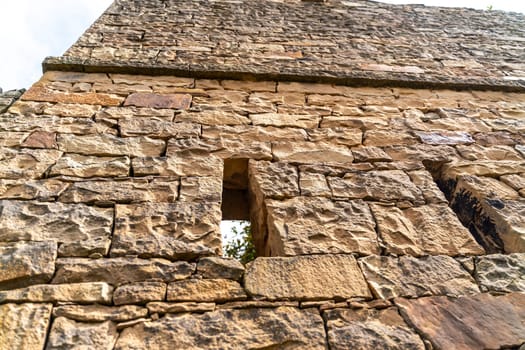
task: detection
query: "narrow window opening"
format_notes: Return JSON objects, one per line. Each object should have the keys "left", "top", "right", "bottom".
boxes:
{"left": 221, "top": 159, "right": 256, "bottom": 263}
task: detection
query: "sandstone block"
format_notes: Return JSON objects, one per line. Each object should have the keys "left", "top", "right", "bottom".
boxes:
{"left": 167, "top": 279, "right": 247, "bottom": 302}
{"left": 0, "top": 132, "right": 29, "bottom": 147}
{"left": 500, "top": 173, "right": 525, "bottom": 191}
{"left": 49, "top": 154, "right": 130, "bottom": 178}
{"left": 0, "top": 200, "right": 113, "bottom": 245}
{"left": 359, "top": 255, "right": 480, "bottom": 299}
{"left": 146, "top": 302, "right": 215, "bottom": 314}
{"left": 21, "top": 130, "right": 57, "bottom": 149}
{"left": 22, "top": 86, "right": 123, "bottom": 106}
{"left": 0, "top": 114, "right": 113, "bottom": 135}
{"left": 53, "top": 305, "right": 148, "bottom": 322}
{"left": 115, "top": 307, "right": 327, "bottom": 350}
{"left": 46, "top": 317, "right": 118, "bottom": 350}
{"left": 407, "top": 170, "right": 447, "bottom": 204}
{"left": 0, "top": 282, "right": 113, "bottom": 304}
{"left": 0, "top": 179, "right": 68, "bottom": 200}
{"left": 273, "top": 141, "right": 354, "bottom": 165}
{"left": 120, "top": 118, "right": 200, "bottom": 138}
{"left": 251, "top": 113, "right": 320, "bottom": 129}
{"left": 203, "top": 125, "right": 308, "bottom": 142}
{"left": 352, "top": 146, "right": 392, "bottom": 163}
{"left": 44, "top": 71, "right": 111, "bottom": 84}
{"left": 44, "top": 102, "right": 101, "bottom": 117}
{"left": 59, "top": 178, "right": 179, "bottom": 204}
{"left": 0, "top": 241, "right": 57, "bottom": 289}
{"left": 329, "top": 170, "right": 424, "bottom": 204}
{"left": 177, "top": 110, "right": 250, "bottom": 125}
{"left": 58, "top": 237, "right": 112, "bottom": 258}
{"left": 415, "top": 131, "right": 474, "bottom": 145}
{"left": 0, "top": 148, "right": 62, "bottom": 179}
{"left": 52, "top": 258, "right": 195, "bottom": 285}
{"left": 248, "top": 160, "right": 299, "bottom": 199}
{"left": 196, "top": 257, "right": 245, "bottom": 281}
{"left": 0, "top": 303, "right": 52, "bottom": 350}
{"left": 325, "top": 307, "right": 425, "bottom": 350}
{"left": 96, "top": 106, "right": 174, "bottom": 120}
{"left": 456, "top": 144, "right": 523, "bottom": 161}
{"left": 306, "top": 127, "right": 362, "bottom": 146}
{"left": 124, "top": 93, "right": 192, "bottom": 109}
{"left": 265, "top": 197, "right": 380, "bottom": 256}
{"left": 57, "top": 134, "right": 165, "bottom": 157}
{"left": 299, "top": 171, "right": 331, "bottom": 196}
{"left": 475, "top": 253, "right": 525, "bottom": 292}
{"left": 244, "top": 255, "right": 371, "bottom": 300}
{"left": 179, "top": 177, "right": 221, "bottom": 202}
{"left": 364, "top": 130, "right": 417, "bottom": 147}
{"left": 395, "top": 293, "right": 525, "bottom": 350}
{"left": 111, "top": 202, "right": 221, "bottom": 259}
{"left": 114, "top": 282, "right": 167, "bottom": 305}
{"left": 384, "top": 144, "right": 457, "bottom": 163}
{"left": 132, "top": 153, "right": 223, "bottom": 178}
{"left": 370, "top": 203, "right": 484, "bottom": 256}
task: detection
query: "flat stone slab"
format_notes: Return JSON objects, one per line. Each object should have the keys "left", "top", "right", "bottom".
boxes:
{"left": 49, "top": 154, "right": 130, "bottom": 178}
{"left": 53, "top": 257, "right": 195, "bottom": 285}
{"left": 325, "top": 307, "right": 425, "bottom": 350}
{"left": 111, "top": 202, "right": 221, "bottom": 260}
{"left": 0, "top": 282, "right": 113, "bottom": 304}
{"left": 167, "top": 279, "right": 247, "bottom": 303}
{"left": 0, "top": 200, "right": 113, "bottom": 244}
{"left": 115, "top": 307, "right": 327, "bottom": 350}
{"left": 0, "top": 303, "right": 52, "bottom": 350}
{"left": 124, "top": 92, "right": 192, "bottom": 109}
{"left": 57, "top": 134, "right": 165, "bottom": 157}
{"left": 265, "top": 197, "right": 380, "bottom": 256}
{"left": 46, "top": 317, "right": 118, "bottom": 350}
{"left": 53, "top": 304, "right": 148, "bottom": 322}
{"left": 396, "top": 293, "right": 525, "bottom": 350}
{"left": 244, "top": 255, "right": 371, "bottom": 300}
{"left": 474, "top": 253, "right": 525, "bottom": 292}
{"left": 359, "top": 255, "right": 480, "bottom": 299}
{"left": 0, "top": 148, "right": 62, "bottom": 179}
{"left": 0, "top": 241, "right": 57, "bottom": 289}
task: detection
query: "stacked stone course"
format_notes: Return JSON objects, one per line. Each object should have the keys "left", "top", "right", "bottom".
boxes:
{"left": 1, "top": 0, "right": 525, "bottom": 349}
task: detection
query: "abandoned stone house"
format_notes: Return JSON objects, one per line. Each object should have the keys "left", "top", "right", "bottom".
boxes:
{"left": 0, "top": 0, "right": 524, "bottom": 348}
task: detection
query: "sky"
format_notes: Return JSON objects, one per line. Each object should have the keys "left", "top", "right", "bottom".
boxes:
{"left": 0, "top": 0, "right": 524, "bottom": 91}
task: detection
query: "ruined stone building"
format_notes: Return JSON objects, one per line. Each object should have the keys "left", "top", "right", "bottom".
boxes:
{"left": 1, "top": 0, "right": 525, "bottom": 348}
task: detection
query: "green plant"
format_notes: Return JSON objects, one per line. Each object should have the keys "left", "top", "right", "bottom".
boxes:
{"left": 224, "top": 223, "right": 256, "bottom": 264}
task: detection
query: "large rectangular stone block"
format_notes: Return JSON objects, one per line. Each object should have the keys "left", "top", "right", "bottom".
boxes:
{"left": 0, "top": 303, "right": 52, "bottom": 350}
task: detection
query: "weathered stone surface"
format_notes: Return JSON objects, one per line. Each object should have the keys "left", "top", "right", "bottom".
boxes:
{"left": 384, "top": 144, "right": 457, "bottom": 163}
{"left": 370, "top": 203, "right": 484, "bottom": 256}
{"left": 111, "top": 202, "right": 221, "bottom": 259}
{"left": 203, "top": 125, "right": 307, "bottom": 142}
{"left": 299, "top": 171, "right": 331, "bottom": 196}
{"left": 500, "top": 173, "right": 525, "bottom": 191}
{"left": 57, "top": 134, "right": 165, "bottom": 157}
{"left": 456, "top": 175, "right": 520, "bottom": 200}
{"left": 0, "top": 282, "right": 113, "bottom": 304}
{"left": 456, "top": 144, "right": 524, "bottom": 161}
{"left": 415, "top": 131, "right": 474, "bottom": 145}
{"left": 0, "top": 114, "right": 114, "bottom": 135}
{"left": 177, "top": 110, "right": 250, "bottom": 125}
{"left": 21, "top": 131, "right": 57, "bottom": 149}
{"left": 307, "top": 128, "right": 362, "bottom": 146}
{"left": 245, "top": 255, "right": 371, "bottom": 300}
{"left": 53, "top": 305, "right": 148, "bottom": 322}
{"left": 120, "top": 118, "right": 200, "bottom": 138}
{"left": 396, "top": 293, "right": 525, "bottom": 350}
{"left": 0, "top": 201, "right": 113, "bottom": 244}
{"left": 0, "top": 179, "right": 67, "bottom": 200}
{"left": 265, "top": 197, "right": 379, "bottom": 256}
{"left": 22, "top": 86, "right": 123, "bottom": 106}
{"left": 475, "top": 253, "right": 525, "bottom": 292}
{"left": 52, "top": 258, "right": 195, "bottom": 285}
{"left": 46, "top": 317, "right": 118, "bottom": 350}
{"left": 59, "top": 178, "right": 178, "bottom": 204}
{"left": 49, "top": 154, "right": 130, "bottom": 178}
{"left": 251, "top": 113, "right": 319, "bottom": 129}
{"left": 58, "top": 237, "right": 111, "bottom": 257}
{"left": 359, "top": 255, "right": 479, "bottom": 299}
{"left": 478, "top": 199, "right": 525, "bottom": 253}
{"left": 329, "top": 170, "right": 424, "bottom": 204}
{"left": 325, "top": 307, "right": 425, "bottom": 350}
{"left": 0, "top": 132, "right": 29, "bottom": 147}
{"left": 124, "top": 93, "right": 192, "bottom": 109}
{"left": 273, "top": 141, "right": 354, "bottom": 165}
{"left": 97, "top": 106, "right": 174, "bottom": 120}
{"left": 179, "top": 177, "right": 221, "bottom": 202}
{"left": 407, "top": 170, "right": 447, "bottom": 204}
{"left": 196, "top": 257, "right": 245, "bottom": 281}
{"left": 44, "top": 102, "right": 101, "bottom": 117}
{"left": 132, "top": 153, "right": 223, "bottom": 178}
{"left": 364, "top": 130, "right": 417, "bottom": 147}
{"left": 352, "top": 146, "right": 392, "bottom": 163}
{"left": 442, "top": 160, "right": 525, "bottom": 179}
{"left": 0, "top": 303, "right": 52, "bottom": 350}
{"left": 0, "top": 241, "right": 57, "bottom": 289}
{"left": 114, "top": 282, "right": 167, "bottom": 305}
{"left": 115, "top": 307, "right": 327, "bottom": 350}
{"left": 0, "top": 148, "right": 62, "bottom": 179}
{"left": 249, "top": 160, "right": 299, "bottom": 199}
{"left": 146, "top": 302, "right": 215, "bottom": 314}
{"left": 167, "top": 279, "right": 247, "bottom": 302}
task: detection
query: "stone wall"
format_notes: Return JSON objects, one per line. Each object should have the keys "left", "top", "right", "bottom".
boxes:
{"left": 0, "top": 88, "right": 25, "bottom": 113}
{"left": 0, "top": 70, "right": 524, "bottom": 349}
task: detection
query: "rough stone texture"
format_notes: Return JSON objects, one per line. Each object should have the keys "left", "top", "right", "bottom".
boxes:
{"left": 325, "top": 307, "right": 425, "bottom": 350}
{"left": 146, "top": 302, "right": 215, "bottom": 315}
{"left": 46, "top": 317, "right": 118, "bottom": 350}
{"left": 0, "top": 148, "right": 62, "bottom": 179}
{"left": 115, "top": 307, "right": 327, "bottom": 350}
{"left": 114, "top": 282, "right": 167, "bottom": 305}
{"left": 51, "top": 0, "right": 525, "bottom": 90}
{"left": 0, "top": 201, "right": 113, "bottom": 244}
{"left": 167, "top": 279, "right": 246, "bottom": 302}
{"left": 196, "top": 257, "right": 245, "bottom": 281}
{"left": 111, "top": 202, "right": 221, "bottom": 259}
{"left": 359, "top": 255, "right": 480, "bottom": 299}
{"left": 0, "top": 303, "right": 52, "bottom": 350}
{"left": 53, "top": 305, "right": 148, "bottom": 322}
{"left": 0, "top": 241, "right": 57, "bottom": 289}
{"left": 370, "top": 203, "right": 485, "bottom": 256}
{"left": 52, "top": 258, "right": 195, "bottom": 285}
{"left": 57, "top": 134, "right": 165, "bottom": 157}
{"left": 0, "top": 282, "right": 113, "bottom": 304}
{"left": 264, "top": 197, "right": 379, "bottom": 256}
{"left": 474, "top": 253, "right": 525, "bottom": 292}
{"left": 49, "top": 154, "right": 130, "bottom": 178}
{"left": 396, "top": 293, "right": 525, "bottom": 350}
{"left": 132, "top": 153, "right": 223, "bottom": 178}
{"left": 245, "top": 255, "right": 371, "bottom": 300}
{"left": 124, "top": 92, "right": 192, "bottom": 109}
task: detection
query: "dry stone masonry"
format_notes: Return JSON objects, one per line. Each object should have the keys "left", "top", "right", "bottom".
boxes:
{"left": 0, "top": 0, "right": 524, "bottom": 349}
